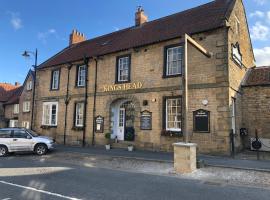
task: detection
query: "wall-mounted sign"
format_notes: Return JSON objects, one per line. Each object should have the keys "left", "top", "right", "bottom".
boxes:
{"left": 140, "top": 110, "right": 152, "bottom": 130}
{"left": 193, "top": 109, "right": 210, "bottom": 133}
{"left": 103, "top": 82, "right": 143, "bottom": 92}
{"left": 95, "top": 115, "right": 104, "bottom": 133}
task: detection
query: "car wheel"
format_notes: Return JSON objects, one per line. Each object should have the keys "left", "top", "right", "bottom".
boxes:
{"left": 0, "top": 145, "right": 8, "bottom": 157}
{"left": 35, "top": 144, "right": 48, "bottom": 156}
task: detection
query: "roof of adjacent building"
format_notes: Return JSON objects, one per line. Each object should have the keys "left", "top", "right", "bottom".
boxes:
{"left": 0, "top": 83, "right": 21, "bottom": 103}
{"left": 39, "top": 0, "right": 235, "bottom": 69}
{"left": 243, "top": 66, "right": 270, "bottom": 87}
{"left": 4, "top": 86, "right": 23, "bottom": 105}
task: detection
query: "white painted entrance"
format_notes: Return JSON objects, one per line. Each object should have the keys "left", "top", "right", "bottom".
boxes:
{"left": 110, "top": 99, "right": 135, "bottom": 141}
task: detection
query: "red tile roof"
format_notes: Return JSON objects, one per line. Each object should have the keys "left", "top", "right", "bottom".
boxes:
{"left": 0, "top": 83, "right": 20, "bottom": 102}
{"left": 243, "top": 66, "right": 270, "bottom": 87}
{"left": 4, "top": 86, "right": 23, "bottom": 105}
{"left": 39, "top": 0, "right": 235, "bottom": 68}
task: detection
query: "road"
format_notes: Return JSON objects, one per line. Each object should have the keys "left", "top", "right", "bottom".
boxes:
{"left": 0, "top": 153, "right": 270, "bottom": 200}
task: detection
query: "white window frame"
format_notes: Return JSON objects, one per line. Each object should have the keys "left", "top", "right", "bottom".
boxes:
{"left": 165, "top": 97, "right": 182, "bottom": 132}
{"left": 232, "top": 43, "right": 242, "bottom": 66}
{"left": 77, "top": 65, "right": 86, "bottom": 87}
{"left": 117, "top": 56, "right": 130, "bottom": 82}
{"left": 235, "top": 15, "right": 240, "bottom": 35}
{"left": 42, "top": 102, "right": 58, "bottom": 126}
{"left": 166, "top": 46, "right": 183, "bottom": 76}
{"left": 22, "top": 121, "right": 30, "bottom": 129}
{"left": 51, "top": 70, "right": 60, "bottom": 90}
{"left": 75, "top": 102, "right": 84, "bottom": 127}
{"left": 9, "top": 120, "right": 18, "bottom": 128}
{"left": 13, "top": 104, "right": 19, "bottom": 114}
{"left": 26, "top": 81, "right": 32, "bottom": 91}
{"left": 23, "top": 101, "right": 31, "bottom": 112}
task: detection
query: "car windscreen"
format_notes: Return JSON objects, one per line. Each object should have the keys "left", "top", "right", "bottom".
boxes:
{"left": 27, "top": 130, "right": 39, "bottom": 137}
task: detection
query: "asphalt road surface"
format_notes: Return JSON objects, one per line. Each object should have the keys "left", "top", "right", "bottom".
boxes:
{"left": 0, "top": 153, "right": 270, "bottom": 200}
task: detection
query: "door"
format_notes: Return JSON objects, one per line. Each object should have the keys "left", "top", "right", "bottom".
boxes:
{"left": 117, "top": 108, "right": 125, "bottom": 141}
{"left": 0, "top": 130, "right": 13, "bottom": 151}
{"left": 11, "top": 130, "right": 33, "bottom": 151}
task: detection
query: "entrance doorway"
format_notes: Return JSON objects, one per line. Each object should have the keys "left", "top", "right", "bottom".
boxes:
{"left": 111, "top": 99, "right": 135, "bottom": 141}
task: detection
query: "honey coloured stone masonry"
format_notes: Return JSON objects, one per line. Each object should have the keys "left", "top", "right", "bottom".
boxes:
{"left": 24, "top": 0, "right": 261, "bottom": 155}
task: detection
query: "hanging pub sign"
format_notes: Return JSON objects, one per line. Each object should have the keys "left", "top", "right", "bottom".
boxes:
{"left": 193, "top": 109, "right": 210, "bottom": 133}
{"left": 140, "top": 110, "right": 152, "bottom": 130}
{"left": 95, "top": 115, "right": 104, "bottom": 133}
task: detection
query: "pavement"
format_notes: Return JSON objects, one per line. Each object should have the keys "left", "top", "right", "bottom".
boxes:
{"left": 1, "top": 151, "right": 270, "bottom": 200}
{"left": 55, "top": 144, "right": 270, "bottom": 172}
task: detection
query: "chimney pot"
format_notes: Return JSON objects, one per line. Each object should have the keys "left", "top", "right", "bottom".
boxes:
{"left": 69, "top": 29, "right": 86, "bottom": 45}
{"left": 15, "top": 82, "right": 20, "bottom": 86}
{"left": 135, "top": 6, "right": 148, "bottom": 26}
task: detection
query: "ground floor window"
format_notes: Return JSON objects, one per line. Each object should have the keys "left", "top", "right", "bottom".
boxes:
{"left": 75, "top": 102, "right": 84, "bottom": 127}
{"left": 42, "top": 102, "right": 58, "bottom": 126}
{"left": 165, "top": 97, "right": 182, "bottom": 132}
{"left": 22, "top": 121, "right": 30, "bottom": 129}
{"left": 9, "top": 120, "right": 18, "bottom": 128}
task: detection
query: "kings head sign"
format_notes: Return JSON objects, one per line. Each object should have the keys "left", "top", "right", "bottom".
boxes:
{"left": 103, "top": 82, "right": 143, "bottom": 92}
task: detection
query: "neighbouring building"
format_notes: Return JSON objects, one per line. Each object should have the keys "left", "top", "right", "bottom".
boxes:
{"left": 0, "top": 70, "right": 35, "bottom": 129}
{"left": 32, "top": 0, "right": 256, "bottom": 155}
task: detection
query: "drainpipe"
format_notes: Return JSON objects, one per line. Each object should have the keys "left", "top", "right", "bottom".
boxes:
{"left": 183, "top": 35, "right": 189, "bottom": 143}
{"left": 82, "top": 56, "right": 89, "bottom": 147}
{"left": 64, "top": 64, "right": 72, "bottom": 145}
{"left": 91, "top": 57, "right": 98, "bottom": 146}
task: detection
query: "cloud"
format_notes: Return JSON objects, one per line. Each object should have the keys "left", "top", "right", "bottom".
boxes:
{"left": 253, "top": 0, "right": 268, "bottom": 5}
{"left": 113, "top": 27, "right": 120, "bottom": 31}
{"left": 37, "top": 29, "right": 57, "bottom": 44}
{"left": 7, "top": 12, "right": 23, "bottom": 30}
{"left": 250, "top": 22, "right": 270, "bottom": 41}
{"left": 254, "top": 47, "right": 270, "bottom": 66}
{"left": 250, "top": 11, "right": 265, "bottom": 18}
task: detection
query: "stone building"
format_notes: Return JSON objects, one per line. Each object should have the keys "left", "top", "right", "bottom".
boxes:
{"left": 0, "top": 70, "right": 35, "bottom": 129}
{"left": 33, "top": 0, "right": 255, "bottom": 154}
{"left": 242, "top": 67, "right": 270, "bottom": 148}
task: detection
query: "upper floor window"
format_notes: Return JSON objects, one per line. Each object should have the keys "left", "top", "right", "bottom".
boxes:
{"left": 164, "top": 45, "right": 183, "bottom": 77}
{"left": 23, "top": 101, "right": 31, "bottom": 112}
{"left": 42, "top": 102, "right": 58, "bottom": 126}
{"left": 51, "top": 70, "right": 60, "bottom": 90}
{"left": 164, "top": 97, "right": 182, "bottom": 132}
{"left": 75, "top": 102, "right": 84, "bottom": 127}
{"left": 232, "top": 43, "right": 242, "bottom": 67}
{"left": 26, "top": 81, "right": 32, "bottom": 91}
{"left": 13, "top": 104, "right": 19, "bottom": 114}
{"left": 77, "top": 65, "right": 86, "bottom": 87}
{"left": 235, "top": 16, "right": 240, "bottom": 35}
{"left": 116, "top": 55, "right": 131, "bottom": 83}
{"left": 22, "top": 121, "right": 30, "bottom": 129}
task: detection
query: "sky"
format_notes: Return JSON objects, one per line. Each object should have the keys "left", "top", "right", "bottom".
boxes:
{"left": 0, "top": 0, "right": 270, "bottom": 84}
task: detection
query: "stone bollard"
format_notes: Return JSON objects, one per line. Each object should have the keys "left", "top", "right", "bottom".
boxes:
{"left": 173, "top": 142, "right": 197, "bottom": 173}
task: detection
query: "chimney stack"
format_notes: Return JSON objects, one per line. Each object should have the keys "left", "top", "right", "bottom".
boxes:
{"left": 69, "top": 29, "right": 86, "bottom": 45}
{"left": 15, "top": 82, "right": 20, "bottom": 86}
{"left": 135, "top": 6, "right": 148, "bottom": 26}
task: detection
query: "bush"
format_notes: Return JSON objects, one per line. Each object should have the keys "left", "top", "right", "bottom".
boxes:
{"left": 105, "top": 132, "right": 111, "bottom": 140}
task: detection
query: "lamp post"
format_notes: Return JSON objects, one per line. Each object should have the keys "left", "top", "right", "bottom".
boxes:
{"left": 22, "top": 49, "right": 38, "bottom": 130}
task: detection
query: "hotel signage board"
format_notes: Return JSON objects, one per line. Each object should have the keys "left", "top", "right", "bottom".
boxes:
{"left": 103, "top": 82, "right": 143, "bottom": 92}
{"left": 193, "top": 109, "right": 210, "bottom": 133}
{"left": 95, "top": 115, "right": 104, "bottom": 133}
{"left": 140, "top": 110, "right": 152, "bottom": 130}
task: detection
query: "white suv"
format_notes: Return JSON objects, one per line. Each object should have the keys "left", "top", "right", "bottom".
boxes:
{"left": 0, "top": 128, "right": 55, "bottom": 156}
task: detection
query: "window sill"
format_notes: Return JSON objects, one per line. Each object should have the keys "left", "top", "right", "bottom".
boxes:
{"left": 162, "top": 74, "right": 182, "bottom": 79}
{"left": 161, "top": 130, "right": 183, "bottom": 137}
{"left": 23, "top": 111, "right": 30, "bottom": 113}
{"left": 75, "top": 85, "right": 85, "bottom": 88}
{"left": 115, "top": 80, "right": 131, "bottom": 84}
{"left": 41, "top": 125, "right": 57, "bottom": 129}
{"left": 72, "top": 126, "right": 84, "bottom": 131}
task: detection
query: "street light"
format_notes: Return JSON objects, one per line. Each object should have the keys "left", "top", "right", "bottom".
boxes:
{"left": 22, "top": 49, "right": 38, "bottom": 130}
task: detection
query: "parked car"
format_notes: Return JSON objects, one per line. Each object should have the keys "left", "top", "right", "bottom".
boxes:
{"left": 0, "top": 128, "right": 55, "bottom": 157}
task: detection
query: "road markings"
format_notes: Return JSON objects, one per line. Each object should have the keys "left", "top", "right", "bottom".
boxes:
{"left": 2, "top": 198, "right": 11, "bottom": 200}
{"left": 0, "top": 181, "right": 82, "bottom": 200}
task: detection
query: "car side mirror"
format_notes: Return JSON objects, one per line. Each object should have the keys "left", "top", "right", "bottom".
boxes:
{"left": 26, "top": 135, "right": 32, "bottom": 139}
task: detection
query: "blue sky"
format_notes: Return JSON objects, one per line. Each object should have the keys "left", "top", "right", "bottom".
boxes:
{"left": 0, "top": 0, "right": 270, "bottom": 84}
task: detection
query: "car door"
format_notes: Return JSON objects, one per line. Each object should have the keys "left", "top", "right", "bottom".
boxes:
{"left": 12, "top": 130, "right": 33, "bottom": 151}
{"left": 0, "top": 130, "right": 13, "bottom": 151}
